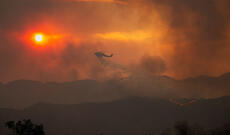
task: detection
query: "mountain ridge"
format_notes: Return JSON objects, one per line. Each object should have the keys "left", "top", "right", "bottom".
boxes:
{"left": 0, "top": 72, "right": 230, "bottom": 109}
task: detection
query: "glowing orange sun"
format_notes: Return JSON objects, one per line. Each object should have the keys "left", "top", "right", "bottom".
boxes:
{"left": 34, "top": 34, "right": 44, "bottom": 43}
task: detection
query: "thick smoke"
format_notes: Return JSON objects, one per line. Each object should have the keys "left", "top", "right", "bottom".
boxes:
{"left": 126, "top": 0, "right": 230, "bottom": 78}
{"left": 140, "top": 56, "right": 166, "bottom": 75}
{"left": 0, "top": 0, "right": 230, "bottom": 82}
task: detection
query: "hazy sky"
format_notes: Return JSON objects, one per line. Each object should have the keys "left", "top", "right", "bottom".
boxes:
{"left": 0, "top": 0, "right": 230, "bottom": 82}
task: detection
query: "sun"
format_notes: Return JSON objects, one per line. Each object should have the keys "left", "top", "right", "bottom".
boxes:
{"left": 31, "top": 32, "right": 62, "bottom": 46}
{"left": 34, "top": 34, "right": 44, "bottom": 43}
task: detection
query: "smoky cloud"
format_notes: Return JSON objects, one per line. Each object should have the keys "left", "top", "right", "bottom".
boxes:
{"left": 126, "top": 0, "right": 230, "bottom": 78}
{"left": 0, "top": 0, "right": 124, "bottom": 82}
{"left": 0, "top": 0, "right": 230, "bottom": 83}
{"left": 140, "top": 56, "right": 166, "bottom": 75}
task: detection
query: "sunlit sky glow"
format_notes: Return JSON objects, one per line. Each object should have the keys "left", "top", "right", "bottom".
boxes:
{"left": 0, "top": 0, "right": 230, "bottom": 82}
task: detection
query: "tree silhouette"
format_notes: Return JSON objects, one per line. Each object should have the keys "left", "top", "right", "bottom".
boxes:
{"left": 5, "top": 119, "right": 45, "bottom": 135}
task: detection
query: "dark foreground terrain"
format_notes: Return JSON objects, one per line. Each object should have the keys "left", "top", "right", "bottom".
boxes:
{"left": 0, "top": 97, "right": 230, "bottom": 135}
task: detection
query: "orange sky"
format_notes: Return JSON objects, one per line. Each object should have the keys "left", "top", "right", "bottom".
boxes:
{"left": 0, "top": 0, "right": 230, "bottom": 82}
